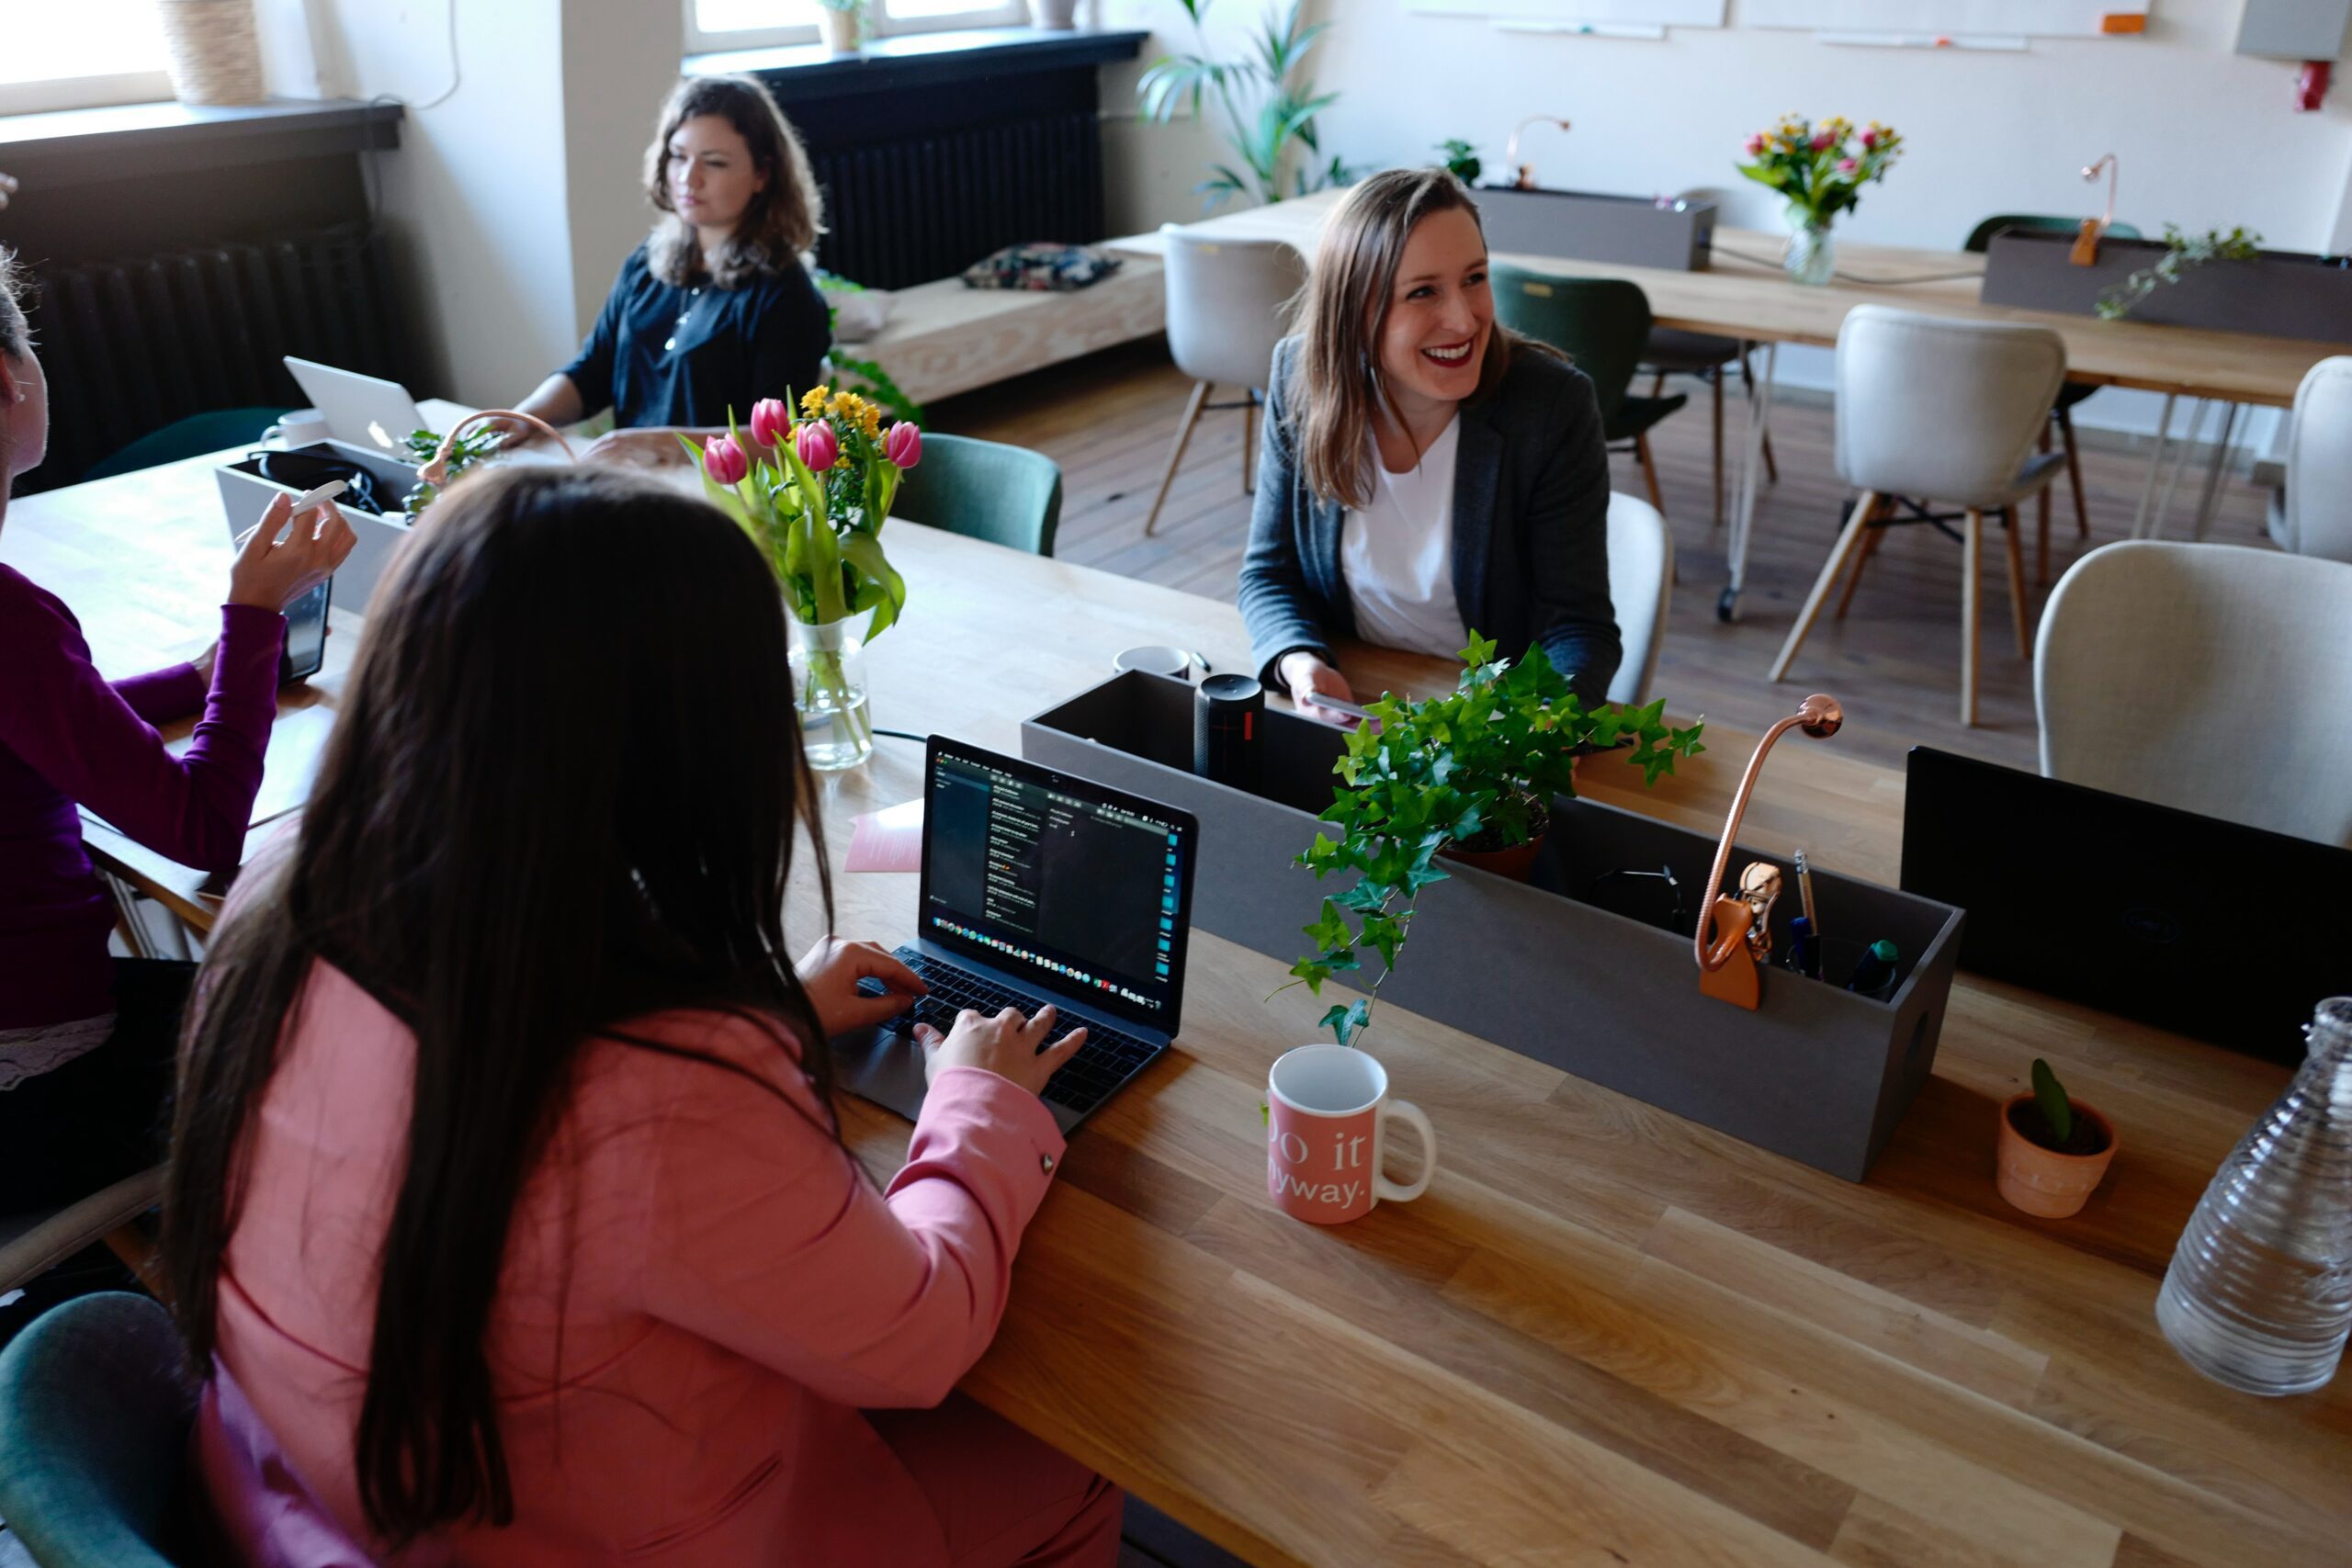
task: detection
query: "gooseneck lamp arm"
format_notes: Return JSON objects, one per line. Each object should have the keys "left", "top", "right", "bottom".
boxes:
{"left": 2081, "top": 153, "right": 2118, "bottom": 235}
{"left": 1692, "top": 694, "right": 1843, "bottom": 976}
{"left": 417, "top": 410, "right": 580, "bottom": 486}
{"left": 1504, "top": 116, "right": 1571, "bottom": 190}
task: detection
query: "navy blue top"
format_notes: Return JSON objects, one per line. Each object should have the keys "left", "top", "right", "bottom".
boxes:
{"left": 561, "top": 245, "right": 831, "bottom": 429}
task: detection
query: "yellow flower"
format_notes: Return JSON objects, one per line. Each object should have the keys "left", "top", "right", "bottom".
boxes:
{"left": 800, "top": 387, "right": 830, "bottom": 415}
{"left": 857, "top": 404, "right": 882, "bottom": 439}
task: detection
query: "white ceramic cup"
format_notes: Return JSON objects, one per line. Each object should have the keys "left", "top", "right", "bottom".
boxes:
{"left": 263, "top": 410, "right": 332, "bottom": 448}
{"left": 1114, "top": 645, "right": 1200, "bottom": 682}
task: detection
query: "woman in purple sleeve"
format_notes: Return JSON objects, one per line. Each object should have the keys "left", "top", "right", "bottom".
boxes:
{"left": 0, "top": 247, "right": 356, "bottom": 1218}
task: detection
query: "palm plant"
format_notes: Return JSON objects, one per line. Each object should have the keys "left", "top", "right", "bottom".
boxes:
{"left": 1138, "top": 0, "right": 1346, "bottom": 209}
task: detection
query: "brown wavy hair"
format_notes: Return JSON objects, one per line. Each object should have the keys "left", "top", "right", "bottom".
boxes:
{"left": 1285, "top": 167, "right": 1516, "bottom": 511}
{"left": 643, "top": 74, "right": 825, "bottom": 289}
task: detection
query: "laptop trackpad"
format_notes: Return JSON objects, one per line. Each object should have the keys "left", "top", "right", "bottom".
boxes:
{"left": 832, "top": 1025, "right": 931, "bottom": 1122}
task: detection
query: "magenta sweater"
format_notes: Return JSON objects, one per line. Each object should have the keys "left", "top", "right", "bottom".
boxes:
{"left": 0, "top": 564, "right": 281, "bottom": 1030}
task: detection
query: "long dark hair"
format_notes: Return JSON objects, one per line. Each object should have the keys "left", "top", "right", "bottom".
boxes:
{"left": 163, "top": 466, "right": 836, "bottom": 1546}
{"left": 643, "top": 73, "right": 824, "bottom": 288}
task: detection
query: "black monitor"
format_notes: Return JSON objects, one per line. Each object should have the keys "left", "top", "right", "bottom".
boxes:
{"left": 1901, "top": 747, "right": 2350, "bottom": 1063}
{"left": 921, "top": 737, "right": 1198, "bottom": 1035}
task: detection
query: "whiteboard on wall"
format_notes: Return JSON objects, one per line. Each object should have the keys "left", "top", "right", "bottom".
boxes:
{"left": 1407, "top": 1, "right": 1727, "bottom": 24}
{"left": 1740, "top": 1, "right": 2144, "bottom": 35}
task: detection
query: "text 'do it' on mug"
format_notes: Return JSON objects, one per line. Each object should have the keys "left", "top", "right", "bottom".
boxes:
{"left": 1266, "top": 1044, "right": 1435, "bottom": 1224}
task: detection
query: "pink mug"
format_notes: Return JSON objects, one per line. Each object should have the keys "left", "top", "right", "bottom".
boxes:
{"left": 1266, "top": 1045, "right": 1436, "bottom": 1224}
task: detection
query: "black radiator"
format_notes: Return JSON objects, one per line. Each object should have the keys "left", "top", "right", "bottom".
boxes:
{"left": 758, "top": 29, "right": 1146, "bottom": 293}
{"left": 23, "top": 222, "right": 408, "bottom": 491}
{"left": 805, "top": 112, "right": 1103, "bottom": 291}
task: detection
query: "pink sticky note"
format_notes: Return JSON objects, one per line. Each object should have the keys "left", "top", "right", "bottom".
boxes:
{"left": 846, "top": 798, "right": 924, "bottom": 873}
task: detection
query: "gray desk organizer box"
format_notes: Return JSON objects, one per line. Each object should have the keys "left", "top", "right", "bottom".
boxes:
{"left": 1023, "top": 672, "right": 1964, "bottom": 1181}
{"left": 1471, "top": 186, "right": 1716, "bottom": 272}
{"left": 216, "top": 440, "right": 422, "bottom": 608}
{"left": 1980, "top": 231, "right": 2352, "bottom": 341}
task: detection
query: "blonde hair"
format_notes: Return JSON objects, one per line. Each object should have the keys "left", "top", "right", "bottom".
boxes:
{"left": 642, "top": 75, "right": 824, "bottom": 290}
{"left": 1286, "top": 167, "right": 1513, "bottom": 510}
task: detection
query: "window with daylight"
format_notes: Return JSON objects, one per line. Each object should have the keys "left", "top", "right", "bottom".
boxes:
{"left": 1, "top": 3, "right": 173, "bottom": 116}
{"left": 686, "top": 0, "right": 1031, "bottom": 53}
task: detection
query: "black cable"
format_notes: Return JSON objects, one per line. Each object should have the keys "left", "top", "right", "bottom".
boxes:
{"left": 872, "top": 728, "right": 928, "bottom": 744}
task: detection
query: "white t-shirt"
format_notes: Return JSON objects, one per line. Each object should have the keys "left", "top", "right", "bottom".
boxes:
{"left": 1340, "top": 416, "right": 1468, "bottom": 659}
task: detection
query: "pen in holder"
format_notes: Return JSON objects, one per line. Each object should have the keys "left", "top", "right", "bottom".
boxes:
{"left": 1694, "top": 694, "right": 1844, "bottom": 1010}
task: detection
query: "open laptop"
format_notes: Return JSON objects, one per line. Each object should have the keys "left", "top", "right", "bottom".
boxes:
{"left": 284, "top": 356, "right": 426, "bottom": 457}
{"left": 1900, "top": 747, "right": 2350, "bottom": 1063}
{"left": 834, "top": 737, "right": 1200, "bottom": 1134}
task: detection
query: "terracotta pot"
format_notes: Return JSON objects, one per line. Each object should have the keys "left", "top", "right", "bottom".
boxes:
{"left": 1995, "top": 1093, "right": 2117, "bottom": 1218}
{"left": 1441, "top": 832, "right": 1544, "bottom": 884}
{"left": 819, "top": 6, "right": 861, "bottom": 54}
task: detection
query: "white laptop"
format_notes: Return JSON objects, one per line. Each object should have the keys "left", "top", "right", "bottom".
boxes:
{"left": 283, "top": 356, "right": 426, "bottom": 457}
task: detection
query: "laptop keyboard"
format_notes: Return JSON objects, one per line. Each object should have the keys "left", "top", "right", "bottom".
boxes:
{"left": 857, "top": 947, "right": 1166, "bottom": 1118}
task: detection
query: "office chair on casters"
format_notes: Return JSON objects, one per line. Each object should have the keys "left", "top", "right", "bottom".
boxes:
{"left": 1144, "top": 228, "right": 1307, "bottom": 536}
{"left": 1770, "top": 307, "right": 2064, "bottom": 727}
{"left": 1490, "top": 266, "right": 1687, "bottom": 522}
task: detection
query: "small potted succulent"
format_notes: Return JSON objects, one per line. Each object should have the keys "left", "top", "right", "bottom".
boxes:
{"left": 1996, "top": 1058, "right": 2118, "bottom": 1218}
{"left": 1276, "top": 633, "right": 1703, "bottom": 1047}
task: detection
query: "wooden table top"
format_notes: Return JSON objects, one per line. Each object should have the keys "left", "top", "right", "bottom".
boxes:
{"left": 6, "top": 455, "right": 2344, "bottom": 1567}
{"left": 1115, "top": 191, "right": 2350, "bottom": 409}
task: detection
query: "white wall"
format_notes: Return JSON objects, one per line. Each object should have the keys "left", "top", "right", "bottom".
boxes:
{"left": 1104, "top": 0, "right": 2352, "bottom": 443}
{"left": 300, "top": 0, "right": 681, "bottom": 409}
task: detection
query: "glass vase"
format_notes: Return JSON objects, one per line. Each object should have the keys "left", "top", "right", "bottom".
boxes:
{"left": 791, "top": 615, "right": 874, "bottom": 773}
{"left": 2154, "top": 997, "right": 2352, "bottom": 1395}
{"left": 1783, "top": 209, "right": 1836, "bottom": 287}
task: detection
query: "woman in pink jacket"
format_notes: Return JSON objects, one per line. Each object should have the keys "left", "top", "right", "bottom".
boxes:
{"left": 160, "top": 466, "right": 1121, "bottom": 1566}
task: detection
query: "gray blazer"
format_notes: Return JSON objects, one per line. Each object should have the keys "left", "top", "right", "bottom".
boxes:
{"left": 1237, "top": 334, "right": 1621, "bottom": 706}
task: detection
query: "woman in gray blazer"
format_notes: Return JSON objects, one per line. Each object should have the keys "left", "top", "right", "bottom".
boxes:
{"left": 1238, "top": 167, "right": 1620, "bottom": 714}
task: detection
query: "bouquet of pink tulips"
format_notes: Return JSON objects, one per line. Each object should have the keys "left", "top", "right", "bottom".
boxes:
{"left": 684, "top": 385, "right": 922, "bottom": 637}
{"left": 1736, "top": 115, "right": 1902, "bottom": 229}
{"left": 685, "top": 387, "right": 922, "bottom": 762}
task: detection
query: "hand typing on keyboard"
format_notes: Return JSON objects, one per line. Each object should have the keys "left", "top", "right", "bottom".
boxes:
{"left": 913, "top": 1005, "right": 1088, "bottom": 1100}
{"left": 798, "top": 937, "right": 927, "bottom": 1036}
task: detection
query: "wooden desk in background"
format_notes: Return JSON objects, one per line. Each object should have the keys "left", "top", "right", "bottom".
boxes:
{"left": 1114, "top": 196, "right": 2352, "bottom": 624}
{"left": 6, "top": 458, "right": 2345, "bottom": 1568}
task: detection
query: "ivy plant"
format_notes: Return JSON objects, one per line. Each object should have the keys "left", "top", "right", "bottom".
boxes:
{"left": 400, "top": 424, "right": 503, "bottom": 518}
{"left": 1273, "top": 633, "right": 1705, "bottom": 1048}
{"left": 2095, "top": 223, "right": 2262, "bottom": 321}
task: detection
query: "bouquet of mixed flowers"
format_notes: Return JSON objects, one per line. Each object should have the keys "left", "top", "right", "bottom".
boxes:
{"left": 1736, "top": 115, "right": 1903, "bottom": 229}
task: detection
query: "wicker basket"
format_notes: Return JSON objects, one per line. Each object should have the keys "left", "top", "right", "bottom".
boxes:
{"left": 158, "top": 0, "right": 266, "bottom": 107}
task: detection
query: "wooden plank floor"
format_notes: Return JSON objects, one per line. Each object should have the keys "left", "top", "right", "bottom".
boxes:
{"left": 926, "top": 339, "right": 2280, "bottom": 776}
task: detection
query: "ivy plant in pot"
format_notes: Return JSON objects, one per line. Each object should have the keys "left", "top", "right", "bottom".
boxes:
{"left": 1277, "top": 633, "right": 1705, "bottom": 1049}
{"left": 1995, "top": 1058, "right": 2119, "bottom": 1219}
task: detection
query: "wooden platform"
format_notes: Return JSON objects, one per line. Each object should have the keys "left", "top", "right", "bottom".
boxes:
{"left": 847, "top": 257, "right": 1166, "bottom": 407}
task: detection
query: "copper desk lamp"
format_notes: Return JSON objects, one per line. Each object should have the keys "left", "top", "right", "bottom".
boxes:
{"left": 1693, "top": 694, "right": 1843, "bottom": 1010}
{"left": 1505, "top": 116, "right": 1571, "bottom": 190}
{"left": 2071, "top": 153, "right": 2118, "bottom": 266}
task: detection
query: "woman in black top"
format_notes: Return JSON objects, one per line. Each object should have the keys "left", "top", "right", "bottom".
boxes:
{"left": 489, "top": 75, "right": 831, "bottom": 467}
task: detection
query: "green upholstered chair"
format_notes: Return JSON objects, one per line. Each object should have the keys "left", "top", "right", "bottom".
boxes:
{"left": 1490, "top": 265, "right": 1687, "bottom": 520}
{"left": 81, "top": 408, "right": 292, "bottom": 483}
{"left": 0, "top": 1293, "right": 195, "bottom": 1568}
{"left": 890, "top": 433, "right": 1064, "bottom": 558}
{"left": 1965, "top": 215, "right": 2145, "bottom": 576}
